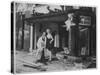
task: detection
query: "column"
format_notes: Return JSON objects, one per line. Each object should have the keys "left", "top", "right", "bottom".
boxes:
{"left": 68, "top": 28, "right": 72, "bottom": 52}
{"left": 21, "top": 15, "right": 25, "bottom": 49}
{"left": 54, "top": 34, "right": 59, "bottom": 47}
{"left": 34, "top": 24, "right": 37, "bottom": 49}
{"left": 29, "top": 24, "right": 33, "bottom": 53}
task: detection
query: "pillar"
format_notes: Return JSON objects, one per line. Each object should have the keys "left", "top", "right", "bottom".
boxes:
{"left": 68, "top": 28, "right": 72, "bottom": 52}
{"left": 21, "top": 15, "right": 25, "bottom": 49}
{"left": 34, "top": 24, "right": 37, "bottom": 49}
{"left": 29, "top": 24, "right": 33, "bottom": 53}
{"left": 54, "top": 34, "right": 59, "bottom": 47}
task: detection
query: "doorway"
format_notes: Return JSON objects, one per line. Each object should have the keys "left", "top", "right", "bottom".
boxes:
{"left": 79, "top": 27, "right": 90, "bottom": 56}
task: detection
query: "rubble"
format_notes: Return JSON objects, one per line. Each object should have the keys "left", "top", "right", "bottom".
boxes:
{"left": 15, "top": 51, "right": 96, "bottom": 73}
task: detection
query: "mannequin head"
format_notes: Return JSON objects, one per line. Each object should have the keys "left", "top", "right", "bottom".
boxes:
{"left": 46, "top": 28, "right": 51, "bottom": 34}
{"left": 68, "top": 13, "right": 74, "bottom": 20}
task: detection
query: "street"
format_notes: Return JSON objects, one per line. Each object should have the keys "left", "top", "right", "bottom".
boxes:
{"left": 15, "top": 50, "right": 94, "bottom": 73}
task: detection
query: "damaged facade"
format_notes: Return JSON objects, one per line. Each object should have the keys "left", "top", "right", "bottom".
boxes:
{"left": 16, "top": 4, "right": 96, "bottom": 57}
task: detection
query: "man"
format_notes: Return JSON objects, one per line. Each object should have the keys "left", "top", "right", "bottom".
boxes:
{"left": 35, "top": 32, "right": 47, "bottom": 65}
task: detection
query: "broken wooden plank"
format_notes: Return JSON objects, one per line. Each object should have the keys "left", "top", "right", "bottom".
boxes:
{"left": 23, "top": 64, "right": 47, "bottom": 71}
{"left": 17, "top": 58, "right": 43, "bottom": 67}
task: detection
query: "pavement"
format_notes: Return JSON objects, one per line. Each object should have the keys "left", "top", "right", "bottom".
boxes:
{"left": 15, "top": 50, "right": 95, "bottom": 73}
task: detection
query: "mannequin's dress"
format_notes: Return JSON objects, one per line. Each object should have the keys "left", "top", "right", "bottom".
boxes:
{"left": 46, "top": 34, "right": 53, "bottom": 51}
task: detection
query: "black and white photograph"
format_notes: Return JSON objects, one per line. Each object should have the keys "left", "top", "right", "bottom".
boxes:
{"left": 11, "top": 1, "right": 96, "bottom": 74}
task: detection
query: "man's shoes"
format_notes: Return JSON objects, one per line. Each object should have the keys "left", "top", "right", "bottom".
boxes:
{"left": 35, "top": 60, "right": 41, "bottom": 63}
{"left": 42, "top": 62, "right": 48, "bottom": 65}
